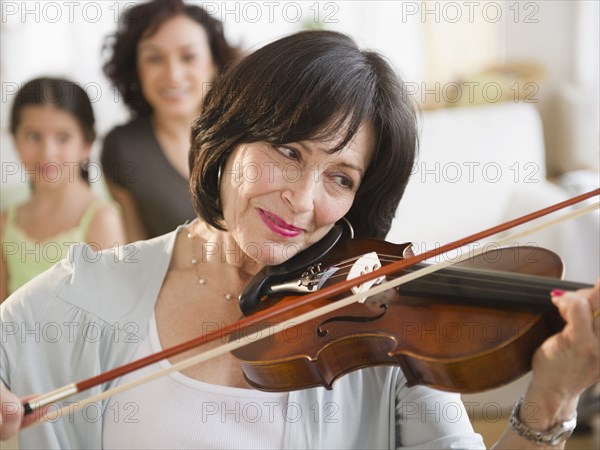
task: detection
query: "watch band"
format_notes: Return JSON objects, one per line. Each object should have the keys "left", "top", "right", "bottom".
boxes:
{"left": 509, "top": 396, "right": 577, "bottom": 446}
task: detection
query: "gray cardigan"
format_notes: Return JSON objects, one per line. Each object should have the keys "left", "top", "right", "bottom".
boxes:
{"left": 1, "top": 229, "right": 484, "bottom": 449}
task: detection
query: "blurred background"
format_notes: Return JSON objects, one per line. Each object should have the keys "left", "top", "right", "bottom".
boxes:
{"left": 1, "top": 1, "right": 599, "bottom": 447}
{"left": 2, "top": 1, "right": 598, "bottom": 184}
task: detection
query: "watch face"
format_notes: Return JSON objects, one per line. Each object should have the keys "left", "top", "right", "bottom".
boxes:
{"left": 550, "top": 429, "right": 574, "bottom": 446}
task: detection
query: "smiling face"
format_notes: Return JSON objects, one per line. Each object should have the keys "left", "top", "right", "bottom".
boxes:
{"left": 14, "top": 105, "right": 91, "bottom": 189}
{"left": 219, "top": 123, "right": 375, "bottom": 265}
{"left": 137, "top": 15, "right": 215, "bottom": 120}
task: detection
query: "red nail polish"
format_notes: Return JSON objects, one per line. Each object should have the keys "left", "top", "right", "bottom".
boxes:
{"left": 551, "top": 289, "right": 565, "bottom": 297}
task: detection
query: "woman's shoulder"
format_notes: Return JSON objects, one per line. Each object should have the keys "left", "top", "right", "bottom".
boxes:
{"left": 81, "top": 197, "right": 126, "bottom": 248}
{"left": 84, "top": 197, "right": 117, "bottom": 223}
{"left": 68, "top": 230, "right": 174, "bottom": 289}
{"left": 3, "top": 230, "right": 177, "bottom": 325}
{"left": 1, "top": 202, "right": 29, "bottom": 238}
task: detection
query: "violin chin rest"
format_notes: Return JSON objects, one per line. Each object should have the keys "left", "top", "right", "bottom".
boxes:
{"left": 238, "top": 222, "right": 346, "bottom": 315}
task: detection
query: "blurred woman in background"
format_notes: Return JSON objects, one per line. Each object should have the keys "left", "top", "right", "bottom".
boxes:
{"left": 101, "top": 0, "right": 239, "bottom": 242}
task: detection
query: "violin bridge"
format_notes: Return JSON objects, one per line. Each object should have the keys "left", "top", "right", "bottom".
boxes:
{"left": 348, "top": 252, "right": 385, "bottom": 303}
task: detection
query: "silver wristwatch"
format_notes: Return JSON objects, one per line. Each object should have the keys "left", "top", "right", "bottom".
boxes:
{"left": 509, "top": 396, "right": 577, "bottom": 446}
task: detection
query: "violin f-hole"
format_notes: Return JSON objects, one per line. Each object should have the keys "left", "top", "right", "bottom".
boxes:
{"left": 316, "top": 304, "right": 389, "bottom": 337}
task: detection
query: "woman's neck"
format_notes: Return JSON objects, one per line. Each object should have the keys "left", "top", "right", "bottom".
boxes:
{"left": 185, "top": 220, "right": 263, "bottom": 283}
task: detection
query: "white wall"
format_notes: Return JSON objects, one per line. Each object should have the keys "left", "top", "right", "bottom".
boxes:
{"left": 503, "top": 0, "right": 600, "bottom": 175}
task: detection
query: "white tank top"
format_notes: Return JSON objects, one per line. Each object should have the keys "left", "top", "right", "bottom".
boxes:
{"left": 102, "top": 314, "right": 289, "bottom": 449}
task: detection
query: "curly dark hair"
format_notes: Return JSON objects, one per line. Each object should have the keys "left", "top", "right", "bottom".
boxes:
{"left": 102, "top": 0, "right": 239, "bottom": 117}
{"left": 189, "top": 31, "right": 418, "bottom": 240}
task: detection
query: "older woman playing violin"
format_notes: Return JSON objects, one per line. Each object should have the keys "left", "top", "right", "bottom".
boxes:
{"left": 1, "top": 30, "right": 599, "bottom": 449}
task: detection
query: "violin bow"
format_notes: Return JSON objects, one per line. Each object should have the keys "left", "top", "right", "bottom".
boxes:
{"left": 22, "top": 188, "right": 600, "bottom": 423}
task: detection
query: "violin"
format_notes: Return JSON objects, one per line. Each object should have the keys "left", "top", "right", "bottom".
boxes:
{"left": 21, "top": 188, "right": 599, "bottom": 418}
{"left": 232, "top": 238, "right": 590, "bottom": 393}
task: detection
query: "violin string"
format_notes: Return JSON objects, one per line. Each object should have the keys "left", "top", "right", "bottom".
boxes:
{"left": 363, "top": 250, "right": 583, "bottom": 300}
{"left": 319, "top": 250, "right": 580, "bottom": 301}
{"left": 386, "top": 273, "right": 551, "bottom": 294}
{"left": 310, "top": 251, "right": 410, "bottom": 281}
{"left": 304, "top": 247, "right": 590, "bottom": 323}
{"left": 323, "top": 254, "right": 402, "bottom": 283}
{"left": 328, "top": 254, "right": 580, "bottom": 302}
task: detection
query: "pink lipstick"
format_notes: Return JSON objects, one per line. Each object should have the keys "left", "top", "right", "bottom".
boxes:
{"left": 258, "top": 209, "right": 303, "bottom": 237}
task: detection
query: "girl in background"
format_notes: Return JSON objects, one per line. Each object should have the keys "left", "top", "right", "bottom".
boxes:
{"left": 1, "top": 77, "right": 125, "bottom": 301}
{"left": 101, "top": 0, "right": 239, "bottom": 242}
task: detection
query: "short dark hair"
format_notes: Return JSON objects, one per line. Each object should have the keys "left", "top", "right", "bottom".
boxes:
{"left": 102, "top": 0, "right": 239, "bottom": 117}
{"left": 10, "top": 77, "right": 96, "bottom": 183}
{"left": 189, "top": 30, "right": 418, "bottom": 240}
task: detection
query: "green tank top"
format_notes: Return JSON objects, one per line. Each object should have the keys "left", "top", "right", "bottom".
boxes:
{"left": 3, "top": 200, "right": 101, "bottom": 295}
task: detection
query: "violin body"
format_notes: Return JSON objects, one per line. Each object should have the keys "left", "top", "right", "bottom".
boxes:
{"left": 232, "top": 239, "right": 581, "bottom": 393}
